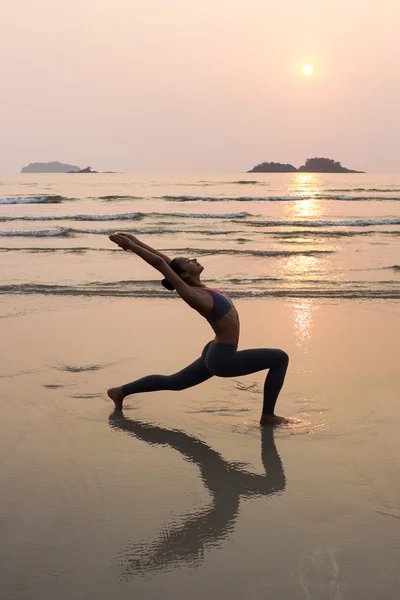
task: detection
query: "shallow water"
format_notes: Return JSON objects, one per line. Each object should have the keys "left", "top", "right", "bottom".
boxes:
{"left": 1, "top": 173, "right": 400, "bottom": 598}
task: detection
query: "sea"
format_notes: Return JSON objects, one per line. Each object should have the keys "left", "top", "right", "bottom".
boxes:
{"left": 1, "top": 172, "right": 399, "bottom": 309}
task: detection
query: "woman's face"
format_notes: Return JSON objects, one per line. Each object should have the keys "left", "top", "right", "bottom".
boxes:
{"left": 178, "top": 257, "right": 204, "bottom": 278}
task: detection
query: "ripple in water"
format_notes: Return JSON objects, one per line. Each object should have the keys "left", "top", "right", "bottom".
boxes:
{"left": 233, "top": 414, "right": 327, "bottom": 436}
{"left": 55, "top": 363, "right": 106, "bottom": 373}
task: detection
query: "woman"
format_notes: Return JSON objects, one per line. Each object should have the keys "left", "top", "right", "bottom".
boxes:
{"left": 107, "top": 233, "right": 289, "bottom": 425}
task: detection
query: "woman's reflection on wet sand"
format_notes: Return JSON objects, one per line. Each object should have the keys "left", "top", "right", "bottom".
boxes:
{"left": 109, "top": 412, "right": 286, "bottom": 578}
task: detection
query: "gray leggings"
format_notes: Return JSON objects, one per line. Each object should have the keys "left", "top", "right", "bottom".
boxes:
{"left": 122, "top": 341, "right": 289, "bottom": 415}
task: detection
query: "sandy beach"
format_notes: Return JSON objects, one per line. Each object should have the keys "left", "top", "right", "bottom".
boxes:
{"left": 1, "top": 295, "right": 399, "bottom": 599}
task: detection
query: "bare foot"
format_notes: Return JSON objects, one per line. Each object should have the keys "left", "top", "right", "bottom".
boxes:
{"left": 107, "top": 386, "right": 125, "bottom": 410}
{"left": 259, "top": 414, "right": 290, "bottom": 426}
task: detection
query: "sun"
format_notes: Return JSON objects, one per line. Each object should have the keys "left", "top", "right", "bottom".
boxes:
{"left": 301, "top": 64, "right": 313, "bottom": 76}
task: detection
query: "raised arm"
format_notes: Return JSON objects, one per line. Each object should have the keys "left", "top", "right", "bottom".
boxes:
{"left": 110, "top": 234, "right": 165, "bottom": 266}
{"left": 109, "top": 234, "right": 197, "bottom": 304}
{"left": 118, "top": 233, "right": 172, "bottom": 264}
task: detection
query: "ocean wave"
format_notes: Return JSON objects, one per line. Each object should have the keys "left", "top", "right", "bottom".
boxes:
{"left": 0, "top": 211, "right": 249, "bottom": 223}
{"left": 0, "top": 246, "right": 112, "bottom": 253}
{"left": 1, "top": 220, "right": 398, "bottom": 239}
{"left": 2, "top": 226, "right": 252, "bottom": 237}
{"left": 228, "top": 276, "right": 283, "bottom": 282}
{"left": 166, "top": 247, "right": 334, "bottom": 257}
{"left": 163, "top": 195, "right": 296, "bottom": 202}
{"left": 0, "top": 213, "right": 144, "bottom": 223}
{"left": 0, "top": 244, "right": 333, "bottom": 257}
{"left": 0, "top": 227, "right": 179, "bottom": 237}
{"left": 0, "top": 195, "right": 69, "bottom": 204}
{"left": 272, "top": 229, "right": 400, "bottom": 238}
{"left": 153, "top": 211, "right": 249, "bottom": 219}
{"left": 239, "top": 218, "right": 400, "bottom": 228}
{"left": 195, "top": 230, "right": 245, "bottom": 235}
{"left": 1, "top": 282, "right": 398, "bottom": 300}
{"left": 327, "top": 188, "right": 400, "bottom": 193}
{"left": 99, "top": 195, "right": 142, "bottom": 201}
{"left": 162, "top": 194, "right": 400, "bottom": 202}
{"left": 233, "top": 181, "right": 261, "bottom": 185}
{"left": 74, "top": 227, "right": 175, "bottom": 235}
{"left": 0, "top": 229, "right": 74, "bottom": 237}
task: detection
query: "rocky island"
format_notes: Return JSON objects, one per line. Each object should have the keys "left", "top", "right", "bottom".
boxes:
{"left": 21, "top": 162, "right": 106, "bottom": 174}
{"left": 21, "top": 161, "right": 81, "bottom": 173}
{"left": 249, "top": 161, "right": 297, "bottom": 173}
{"left": 68, "top": 166, "right": 98, "bottom": 173}
{"left": 248, "top": 157, "right": 364, "bottom": 173}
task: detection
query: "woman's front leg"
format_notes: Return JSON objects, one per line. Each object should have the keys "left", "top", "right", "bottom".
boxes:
{"left": 205, "top": 346, "right": 289, "bottom": 423}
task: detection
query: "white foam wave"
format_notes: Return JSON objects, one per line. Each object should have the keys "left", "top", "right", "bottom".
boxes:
{"left": 163, "top": 195, "right": 296, "bottom": 202}
{"left": 0, "top": 213, "right": 142, "bottom": 223}
{"left": 0, "top": 229, "right": 71, "bottom": 237}
{"left": 2, "top": 282, "right": 399, "bottom": 300}
{"left": 0, "top": 211, "right": 249, "bottom": 223}
{"left": 162, "top": 194, "right": 400, "bottom": 202}
{"left": 0, "top": 196, "right": 66, "bottom": 204}
{"left": 242, "top": 218, "right": 400, "bottom": 227}
{"left": 152, "top": 211, "right": 249, "bottom": 219}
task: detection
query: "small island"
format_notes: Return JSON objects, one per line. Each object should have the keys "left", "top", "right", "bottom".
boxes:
{"left": 298, "top": 157, "right": 364, "bottom": 173}
{"left": 21, "top": 161, "right": 81, "bottom": 173}
{"left": 248, "top": 157, "right": 364, "bottom": 173}
{"left": 21, "top": 162, "right": 106, "bottom": 174}
{"left": 68, "top": 166, "right": 98, "bottom": 173}
{"left": 250, "top": 161, "right": 297, "bottom": 173}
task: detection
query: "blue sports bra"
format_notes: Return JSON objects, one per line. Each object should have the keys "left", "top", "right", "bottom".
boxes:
{"left": 204, "top": 288, "right": 234, "bottom": 323}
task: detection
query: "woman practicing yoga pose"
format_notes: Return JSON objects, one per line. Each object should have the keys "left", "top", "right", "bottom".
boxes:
{"left": 107, "top": 233, "right": 289, "bottom": 425}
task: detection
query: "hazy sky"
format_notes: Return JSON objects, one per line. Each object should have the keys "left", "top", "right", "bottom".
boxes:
{"left": 1, "top": 0, "right": 399, "bottom": 173}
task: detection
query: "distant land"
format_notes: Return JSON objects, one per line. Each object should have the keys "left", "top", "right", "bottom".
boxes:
{"left": 21, "top": 162, "right": 105, "bottom": 173}
{"left": 68, "top": 166, "right": 98, "bottom": 173}
{"left": 248, "top": 157, "right": 364, "bottom": 173}
{"left": 21, "top": 161, "right": 81, "bottom": 173}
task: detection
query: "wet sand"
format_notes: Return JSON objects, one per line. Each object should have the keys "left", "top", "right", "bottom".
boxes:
{"left": 1, "top": 297, "right": 400, "bottom": 599}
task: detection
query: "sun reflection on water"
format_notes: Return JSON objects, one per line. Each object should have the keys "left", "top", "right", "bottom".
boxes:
{"left": 285, "top": 253, "right": 326, "bottom": 277}
{"left": 291, "top": 298, "right": 318, "bottom": 351}
{"left": 284, "top": 254, "right": 323, "bottom": 351}
{"left": 287, "top": 173, "right": 324, "bottom": 218}
{"left": 289, "top": 172, "right": 322, "bottom": 195}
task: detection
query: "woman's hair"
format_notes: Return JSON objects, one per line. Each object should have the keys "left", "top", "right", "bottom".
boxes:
{"left": 161, "top": 258, "right": 183, "bottom": 291}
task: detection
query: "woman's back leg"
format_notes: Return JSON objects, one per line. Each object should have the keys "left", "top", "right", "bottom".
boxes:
{"left": 108, "top": 354, "right": 213, "bottom": 409}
